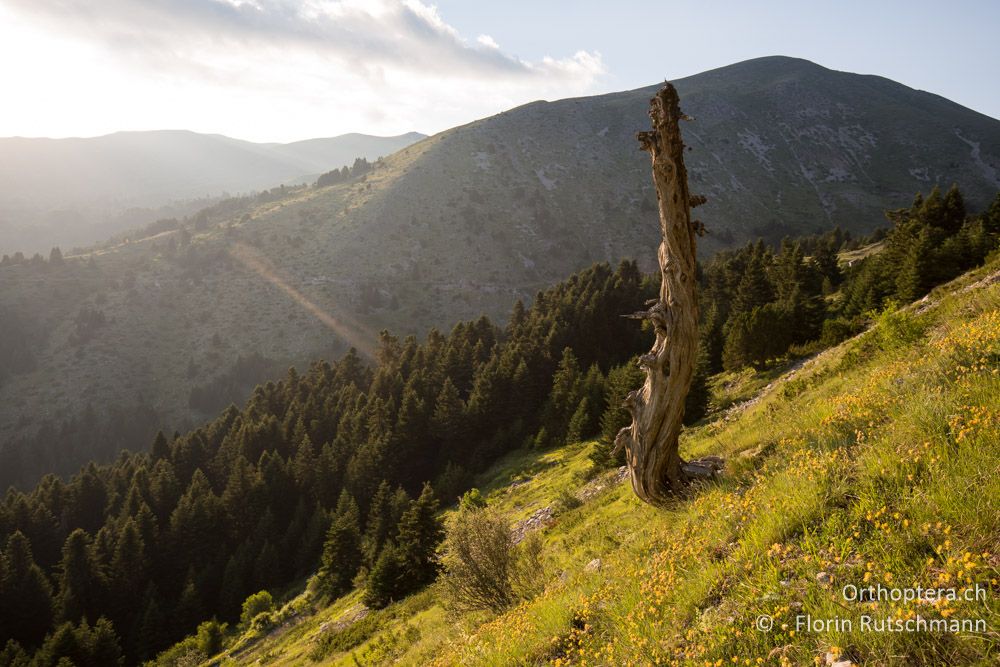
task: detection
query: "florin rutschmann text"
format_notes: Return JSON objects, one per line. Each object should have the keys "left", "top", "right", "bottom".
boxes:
{"left": 797, "top": 584, "right": 989, "bottom": 634}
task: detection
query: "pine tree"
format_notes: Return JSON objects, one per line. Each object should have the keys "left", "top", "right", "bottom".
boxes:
{"left": 173, "top": 573, "right": 204, "bottom": 637}
{"left": 811, "top": 239, "right": 842, "bottom": 289}
{"left": 259, "top": 449, "right": 295, "bottom": 522}
{"left": 700, "top": 301, "right": 726, "bottom": 373}
{"left": 731, "top": 253, "right": 774, "bottom": 314}
{"left": 135, "top": 586, "right": 168, "bottom": 662}
{"left": 169, "top": 469, "right": 224, "bottom": 572}
{"left": 148, "top": 459, "right": 181, "bottom": 525}
{"left": 56, "top": 529, "right": 105, "bottom": 625}
{"left": 395, "top": 483, "right": 443, "bottom": 588}
{"left": 318, "top": 490, "right": 361, "bottom": 597}
{"left": 683, "top": 341, "right": 712, "bottom": 425}
{"left": 362, "top": 544, "right": 406, "bottom": 609}
{"left": 361, "top": 481, "right": 395, "bottom": 567}
{"left": 81, "top": 617, "right": 124, "bottom": 666}
{"left": 576, "top": 364, "right": 606, "bottom": 435}
{"left": 565, "top": 397, "right": 593, "bottom": 445}
{"left": 0, "top": 532, "right": 54, "bottom": 647}
{"left": 291, "top": 435, "right": 317, "bottom": 496}
{"left": 221, "top": 456, "right": 265, "bottom": 538}
{"left": 940, "top": 184, "right": 967, "bottom": 233}
{"left": 895, "top": 227, "right": 934, "bottom": 303}
{"left": 108, "top": 519, "right": 145, "bottom": 632}
{"left": 150, "top": 431, "right": 171, "bottom": 462}
{"left": 392, "top": 382, "right": 429, "bottom": 481}
{"left": 431, "top": 378, "right": 466, "bottom": 462}
{"left": 34, "top": 622, "right": 81, "bottom": 667}
{"left": 541, "top": 348, "right": 582, "bottom": 444}
{"left": 722, "top": 311, "right": 754, "bottom": 371}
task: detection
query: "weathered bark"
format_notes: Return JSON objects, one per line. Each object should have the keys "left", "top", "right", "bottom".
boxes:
{"left": 614, "top": 84, "right": 703, "bottom": 505}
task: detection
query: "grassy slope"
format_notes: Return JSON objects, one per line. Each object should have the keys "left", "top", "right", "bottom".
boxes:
{"left": 205, "top": 259, "right": 999, "bottom": 667}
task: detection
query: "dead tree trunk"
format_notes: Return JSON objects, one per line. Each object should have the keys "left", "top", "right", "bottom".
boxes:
{"left": 614, "top": 83, "right": 704, "bottom": 505}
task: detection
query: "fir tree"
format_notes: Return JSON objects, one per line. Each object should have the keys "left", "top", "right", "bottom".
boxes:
{"left": 731, "top": 252, "right": 774, "bottom": 314}
{"left": 0, "top": 532, "right": 54, "bottom": 647}
{"left": 173, "top": 573, "right": 204, "bottom": 637}
{"left": 362, "top": 544, "right": 406, "bottom": 609}
{"left": 361, "top": 481, "right": 395, "bottom": 567}
{"left": 683, "top": 341, "right": 712, "bottom": 425}
{"left": 565, "top": 397, "right": 593, "bottom": 445}
{"left": 291, "top": 435, "right": 317, "bottom": 496}
{"left": 432, "top": 377, "right": 466, "bottom": 461}
{"left": 812, "top": 238, "right": 842, "bottom": 289}
{"left": 540, "top": 348, "right": 582, "bottom": 444}
{"left": 134, "top": 585, "right": 167, "bottom": 662}
{"left": 165, "top": 483, "right": 221, "bottom": 605}
{"left": 895, "top": 226, "right": 935, "bottom": 303}
{"left": 150, "top": 431, "right": 171, "bottom": 462}
{"left": 318, "top": 491, "right": 361, "bottom": 597}
{"left": 394, "top": 483, "right": 444, "bottom": 588}
{"left": 82, "top": 617, "right": 124, "bottom": 667}
{"left": 56, "top": 529, "right": 105, "bottom": 625}
{"left": 108, "top": 519, "right": 145, "bottom": 632}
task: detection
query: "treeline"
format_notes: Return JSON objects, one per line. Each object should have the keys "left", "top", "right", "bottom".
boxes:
{"left": 700, "top": 186, "right": 1000, "bottom": 371}
{"left": 0, "top": 248, "right": 66, "bottom": 267}
{"left": 840, "top": 186, "right": 998, "bottom": 313}
{"left": 0, "top": 261, "right": 661, "bottom": 665}
{"left": 315, "top": 157, "right": 376, "bottom": 188}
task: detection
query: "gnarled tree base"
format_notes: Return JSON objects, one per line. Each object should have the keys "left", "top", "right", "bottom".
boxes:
{"left": 614, "top": 83, "right": 707, "bottom": 506}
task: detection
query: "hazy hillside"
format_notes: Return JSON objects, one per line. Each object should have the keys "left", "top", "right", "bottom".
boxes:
{"left": 0, "top": 130, "right": 424, "bottom": 253}
{"left": 2, "top": 56, "right": 999, "bottom": 488}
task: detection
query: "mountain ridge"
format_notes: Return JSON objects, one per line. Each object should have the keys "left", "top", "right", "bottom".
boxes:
{"left": 2, "top": 55, "right": 999, "bottom": 488}
{"left": 0, "top": 130, "right": 426, "bottom": 253}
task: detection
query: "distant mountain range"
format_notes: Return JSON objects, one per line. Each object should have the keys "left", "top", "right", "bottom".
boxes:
{"left": 0, "top": 130, "right": 425, "bottom": 253}
{"left": 2, "top": 55, "right": 999, "bottom": 486}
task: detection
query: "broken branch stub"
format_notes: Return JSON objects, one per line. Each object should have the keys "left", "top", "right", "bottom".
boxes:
{"left": 614, "top": 83, "right": 702, "bottom": 505}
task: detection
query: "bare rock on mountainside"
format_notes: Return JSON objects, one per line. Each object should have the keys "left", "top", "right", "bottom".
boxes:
{"left": 511, "top": 506, "right": 555, "bottom": 545}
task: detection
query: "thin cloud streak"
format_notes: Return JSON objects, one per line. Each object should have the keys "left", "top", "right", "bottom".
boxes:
{"left": 3, "top": 0, "right": 602, "bottom": 80}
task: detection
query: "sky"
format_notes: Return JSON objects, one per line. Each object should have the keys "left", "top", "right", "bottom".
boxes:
{"left": 0, "top": 0, "right": 997, "bottom": 143}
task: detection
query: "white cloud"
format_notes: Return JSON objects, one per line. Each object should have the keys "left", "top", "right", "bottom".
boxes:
{"left": 0, "top": 0, "right": 606, "bottom": 140}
